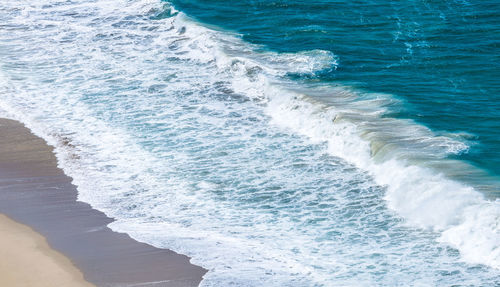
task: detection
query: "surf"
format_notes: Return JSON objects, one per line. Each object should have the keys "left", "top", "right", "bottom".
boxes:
{"left": 0, "top": 0, "right": 498, "bottom": 285}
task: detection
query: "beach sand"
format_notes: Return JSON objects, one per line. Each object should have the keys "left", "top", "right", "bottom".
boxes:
{"left": 0, "top": 214, "right": 95, "bottom": 287}
{"left": 0, "top": 118, "right": 207, "bottom": 286}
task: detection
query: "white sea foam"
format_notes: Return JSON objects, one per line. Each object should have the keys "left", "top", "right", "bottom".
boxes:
{"left": 265, "top": 91, "right": 500, "bottom": 269}
{"left": 0, "top": 0, "right": 499, "bottom": 285}
{"left": 168, "top": 11, "right": 500, "bottom": 271}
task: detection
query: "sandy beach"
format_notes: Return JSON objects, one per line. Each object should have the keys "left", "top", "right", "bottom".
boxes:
{"left": 0, "top": 118, "right": 207, "bottom": 286}
{"left": 0, "top": 214, "right": 95, "bottom": 287}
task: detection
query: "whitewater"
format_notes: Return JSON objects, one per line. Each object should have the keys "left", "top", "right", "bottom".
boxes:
{"left": 0, "top": 0, "right": 499, "bottom": 286}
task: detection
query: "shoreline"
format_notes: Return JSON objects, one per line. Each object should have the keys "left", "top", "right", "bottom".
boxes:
{"left": 0, "top": 118, "right": 207, "bottom": 286}
{"left": 0, "top": 214, "right": 95, "bottom": 287}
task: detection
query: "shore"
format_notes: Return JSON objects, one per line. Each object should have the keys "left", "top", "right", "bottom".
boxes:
{"left": 0, "top": 214, "right": 95, "bottom": 287}
{"left": 0, "top": 118, "right": 207, "bottom": 286}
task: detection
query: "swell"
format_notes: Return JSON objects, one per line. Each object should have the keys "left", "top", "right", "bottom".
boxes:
{"left": 265, "top": 91, "right": 500, "bottom": 269}
{"left": 155, "top": 5, "right": 500, "bottom": 270}
{"left": 160, "top": 3, "right": 500, "bottom": 270}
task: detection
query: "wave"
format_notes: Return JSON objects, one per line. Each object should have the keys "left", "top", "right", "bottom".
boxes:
{"left": 156, "top": 2, "right": 500, "bottom": 270}
{"left": 265, "top": 91, "right": 500, "bottom": 269}
{"left": 156, "top": 4, "right": 500, "bottom": 270}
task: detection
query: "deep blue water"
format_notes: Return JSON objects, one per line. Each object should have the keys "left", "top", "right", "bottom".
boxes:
{"left": 171, "top": 0, "right": 500, "bottom": 180}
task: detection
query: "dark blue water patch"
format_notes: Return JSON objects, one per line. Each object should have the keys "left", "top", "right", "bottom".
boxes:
{"left": 168, "top": 0, "right": 500, "bottom": 180}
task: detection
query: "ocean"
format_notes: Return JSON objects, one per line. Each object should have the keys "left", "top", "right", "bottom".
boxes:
{"left": 0, "top": 0, "right": 499, "bottom": 285}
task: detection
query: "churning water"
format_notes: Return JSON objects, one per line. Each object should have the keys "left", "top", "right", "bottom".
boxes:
{"left": 0, "top": 0, "right": 499, "bottom": 285}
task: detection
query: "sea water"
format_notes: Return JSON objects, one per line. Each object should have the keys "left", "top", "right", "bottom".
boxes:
{"left": 0, "top": 0, "right": 499, "bottom": 286}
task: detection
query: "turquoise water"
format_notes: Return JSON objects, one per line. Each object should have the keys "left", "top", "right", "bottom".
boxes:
{"left": 0, "top": 0, "right": 499, "bottom": 286}
{"left": 172, "top": 0, "right": 500, "bottom": 186}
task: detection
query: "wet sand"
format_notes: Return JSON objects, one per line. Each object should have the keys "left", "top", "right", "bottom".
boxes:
{"left": 0, "top": 118, "right": 207, "bottom": 286}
